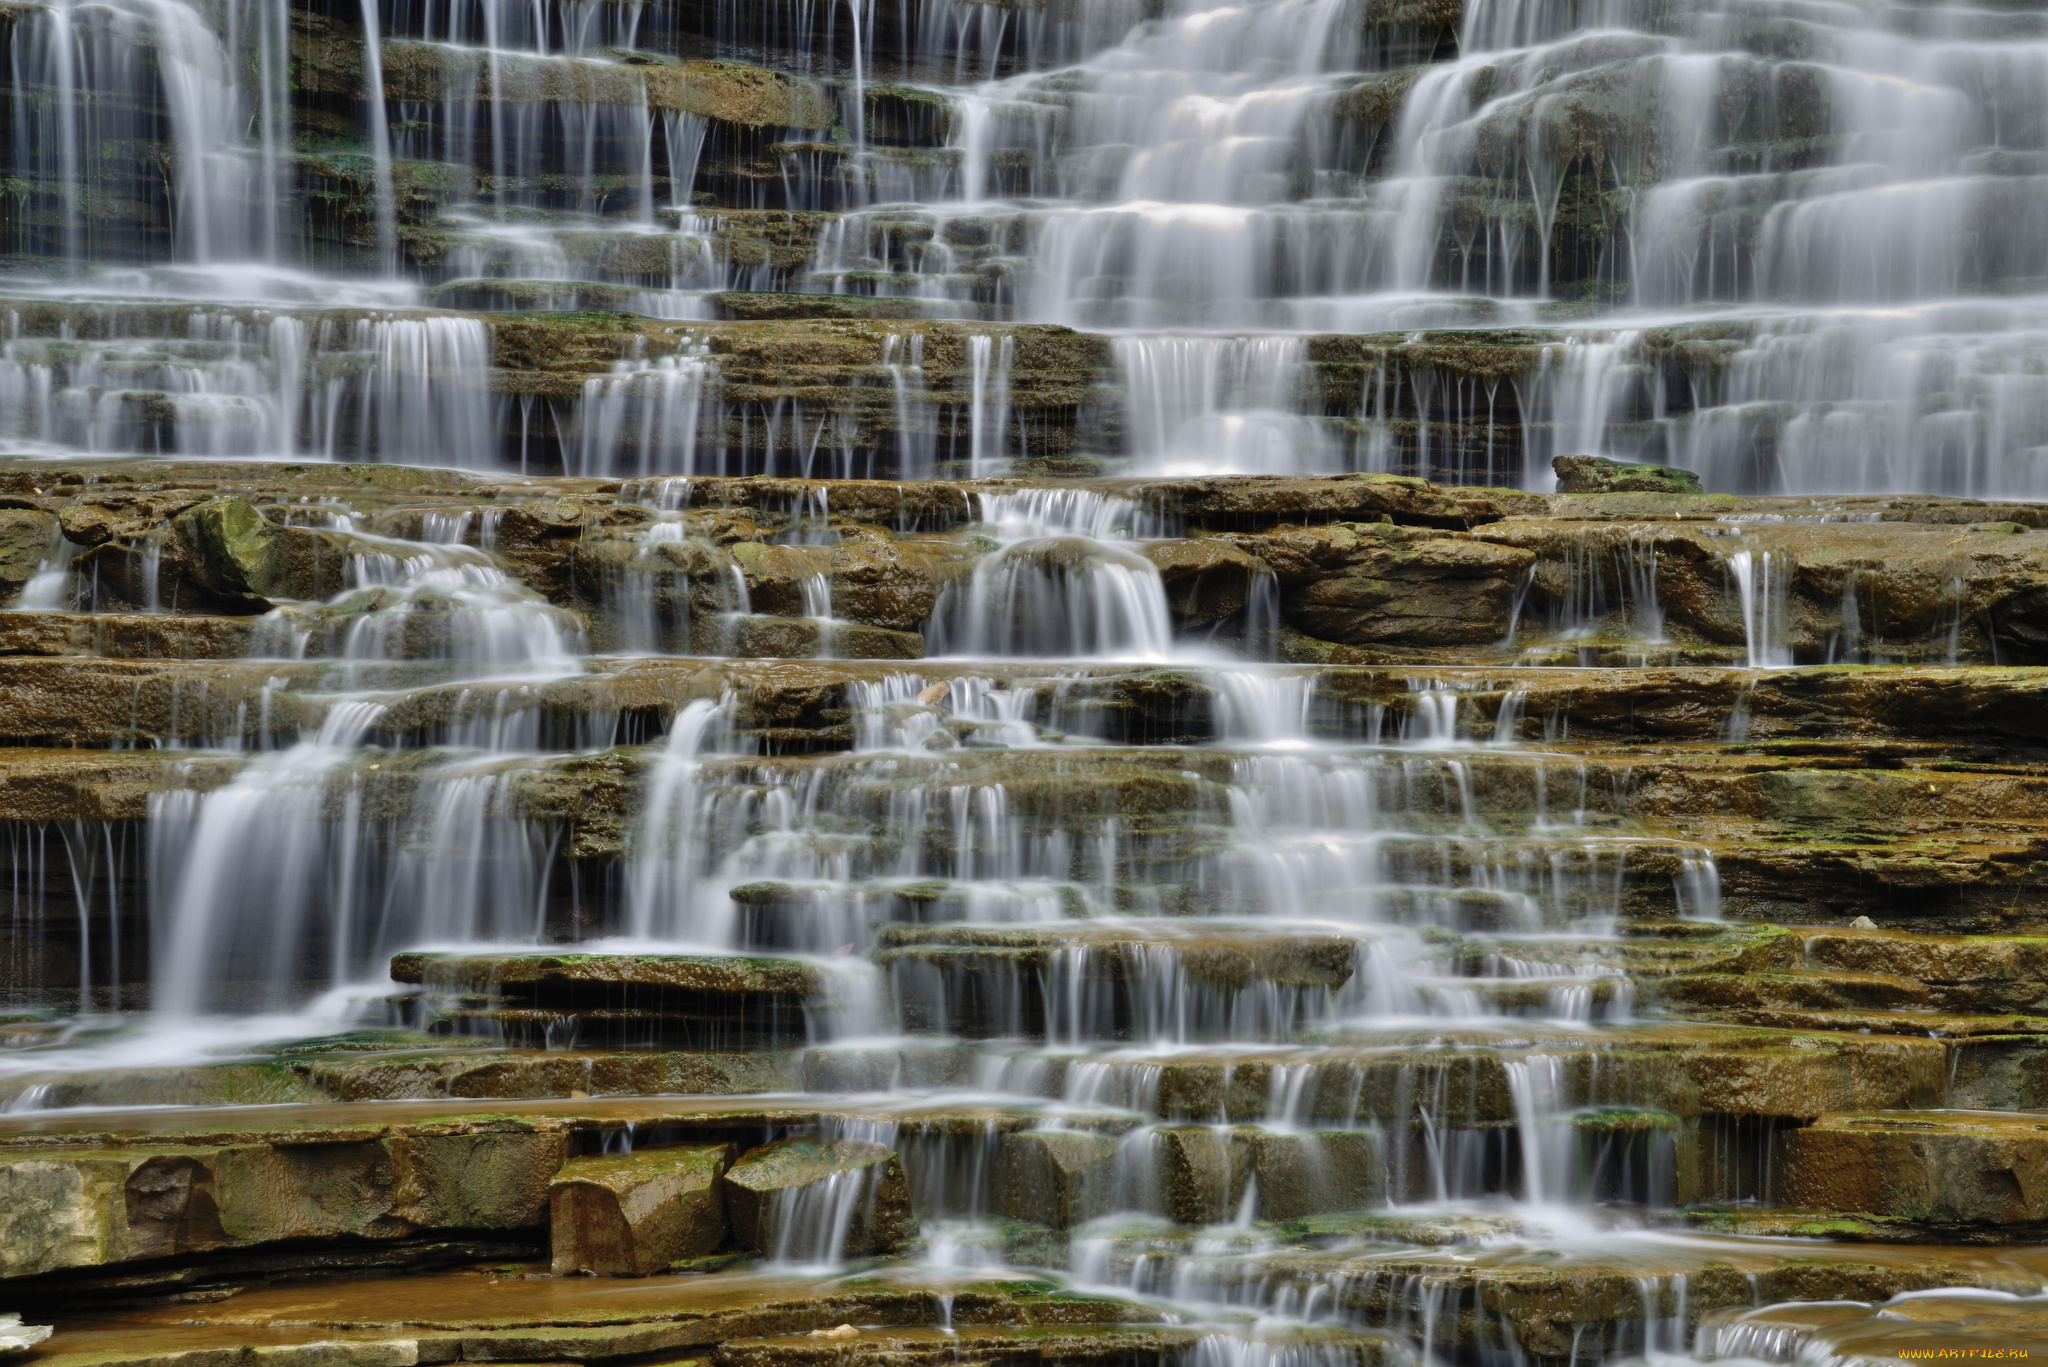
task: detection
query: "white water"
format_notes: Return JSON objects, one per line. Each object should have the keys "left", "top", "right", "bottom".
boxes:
{"left": 0, "top": 0, "right": 2022, "bottom": 1350}
{"left": 0, "top": 0, "right": 2043, "bottom": 487}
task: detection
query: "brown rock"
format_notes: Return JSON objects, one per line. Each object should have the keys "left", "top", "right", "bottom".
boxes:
{"left": 0, "top": 611, "right": 258, "bottom": 659}
{"left": 0, "top": 1130, "right": 567, "bottom": 1278}
{"left": 998, "top": 1130, "right": 1118, "bottom": 1228}
{"left": 1229, "top": 523, "right": 1533, "bottom": 646}
{"left": 1142, "top": 539, "right": 1270, "bottom": 628}
{"left": 1781, "top": 1112, "right": 2048, "bottom": 1224}
{"left": 0, "top": 509, "right": 58, "bottom": 597}
{"left": 1155, "top": 1126, "right": 1252, "bottom": 1224}
{"left": 704, "top": 615, "right": 926, "bottom": 660}
{"left": 1552, "top": 455, "right": 1703, "bottom": 495}
{"left": 722, "top": 1137, "right": 914, "bottom": 1257}
{"left": 1249, "top": 1131, "right": 1386, "bottom": 1220}
{"left": 550, "top": 1145, "right": 733, "bottom": 1275}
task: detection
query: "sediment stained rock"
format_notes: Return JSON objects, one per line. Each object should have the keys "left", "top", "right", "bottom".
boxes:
{"left": 723, "top": 1137, "right": 916, "bottom": 1257}
{"left": 550, "top": 1144, "right": 734, "bottom": 1275}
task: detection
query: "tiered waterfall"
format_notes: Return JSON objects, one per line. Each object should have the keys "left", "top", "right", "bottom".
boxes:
{"left": 1, "top": 0, "right": 2048, "bottom": 1359}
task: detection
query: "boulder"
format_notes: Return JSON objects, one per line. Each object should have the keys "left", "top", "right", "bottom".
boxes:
{"left": 703, "top": 614, "right": 927, "bottom": 659}
{"left": 1472, "top": 514, "right": 2048, "bottom": 663}
{"left": 391, "top": 951, "right": 822, "bottom": 1051}
{"left": 1552, "top": 455, "right": 1704, "bottom": 495}
{"left": 165, "top": 498, "right": 353, "bottom": 610}
{"left": 0, "top": 509, "right": 57, "bottom": 599}
{"left": 1224, "top": 523, "right": 1533, "bottom": 646}
{"left": 729, "top": 541, "right": 837, "bottom": 616}
{"left": 1142, "top": 539, "right": 1270, "bottom": 628}
{"left": 1120, "top": 473, "right": 1546, "bottom": 528}
{"left": 722, "top": 1136, "right": 914, "bottom": 1257}
{"left": 0, "top": 1131, "right": 566, "bottom": 1278}
{"left": 998, "top": 1129, "right": 1118, "bottom": 1228}
{"left": 549, "top": 1145, "right": 733, "bottom": 1275}
{"left": 1249, "top": 1131, "right": 1385, "bottom": 1221}
{"left": 0, "top": 611, "right": 259, "bottom": 659}
{"left": 828, "top": 531, "right": 971, "bottom": 632}
{"left": 1781, "top": 1112, "right": 2048, "bottom": 1225}
{"left": 1155, "top": 1126, "right": 1252, "bottom": 1224}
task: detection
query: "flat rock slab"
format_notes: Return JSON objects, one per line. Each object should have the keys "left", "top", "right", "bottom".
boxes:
{"left": 1220, "top": 1234, "right": 2048, "bottom": 1358}
{"left": 712, "top": 1323, "right": 1255, "bottom": 1367}
{"left": 390, "top": 953, "right": 824, "bottom": 996}
{"left": 962, "top": 1023, "right": 1947, "bottom": 1124}
{"left": 875, "top": 923, "right": 1364, "bottom": 989}
{"left": 999, "top": 1131, "right": 1119, "bottom": 1228}
{"left": 0, "top": 1095, "right": 828, "bottom": 1149}
{"left": 35, "top": 1268, "right": 1158, "bottom": 1367}
{"left": 390, "top": 954, "right": 831, "bottom": 1050}
{"left": 1800, "top": 928, "right": 2048, "bottom": 985}
{"left": 303, "top": 1048, "right": 806, "bottom": 1103}
{"left": 0, "top": 1095, "right": 1100, "bottom": 1152}
{"left": 1782, "top": 1109, "right": 2048, "bottom": 1224}
{"left": 0, "top": 1129, "right": 567, "bottom": 1278}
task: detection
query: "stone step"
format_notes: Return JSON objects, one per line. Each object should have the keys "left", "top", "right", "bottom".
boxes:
{"left": 0, "top": 1093, "right": 1077, "bottom": 1283}
{"left": 1138, "top": 1232, "right": 2048, "bottom": 1360}
{"left": 19, "top": 460, "right": 2048, "bottom": 669}
{"left": 20, "top": 1266, "right": 1162, "bottom": 1362}
{"left": 877, "top": 923, "right": 1366, "bottom": 1041}
{"left": 1697, "top": 1291, "right": 2048, "bottom": 1362}
{"left": 390, "top": 951, "right": 835, "bottom": 1049}
{"left": 712, "top": 1324, "right": 1223, "bottom": 1367}
{"left": 20, "top": 1224, "right": 2041, "bottom": 1367}
{"left": 1643, "top": 969, "right": 1932, "bottom": 1012}
{"left": 1779, "top": 1110, "right": 2048, "bottom": 1229}
{"left": 0, "top": 1023, "right": 1945, "bottom": 1134}
{"left": 1650, "top": 1005, "right": 2048, "bottom": 1037}
{"left": 0, "top": 1128, "right": 571, "bottom": 1281}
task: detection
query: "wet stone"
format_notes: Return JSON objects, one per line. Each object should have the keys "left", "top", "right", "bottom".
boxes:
{"left": 0, "top": 1130, "right": 566, "bottom": 1278}
{"left": 710, "top": 615, "right": 927, "bottom": 661}
{"left": 1247, "top": 1130, "right": 1387, "bottom": 1221}
{"left": 391, "top": 953, "right": 822, "bottom": 1050}
{"left": 0, "top": 610, "right": 259, "bottom": 659}
{"left": 997, "top": 1130, "right": 1119, "bottom": 1228}
{"left": 711, "top": 1324, "right": 1209, "bottom": 1367}
{"left": 1552, "top": 454, "right": 1705, "bottom": 495}
{"left": 300, "top": 1049, "right": 806, "bottom": 1103}
{"left": 1142, "top": 538, "right": 1270, "bottom": 628}
{"left": 722, "top": 1137, "right": 916, "bottom": 1258}
{"left": 1155, "top": 1127, "right": 1253, "bottom": 1225}
{"left": 1781, "top": 1111, "right": 2048, "bottom": 1226}
{"left": 550, "top": 1144, "right": 734, "bottom": 1276}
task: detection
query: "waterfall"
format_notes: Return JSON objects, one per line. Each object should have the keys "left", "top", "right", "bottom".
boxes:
{"left": 1115, "top": 337, "right": 1323, "bottom": 475}
{"left": 925, "top": 538, "right": 1174, "bottom": 658}
{"left": 357, "top": 0, "right": 400, "bottom": 272}
{"left": 1729, "top": 548, "right": 1794, "bottom": 668}
{"left": 0, "top": 0, "right": 2035, "bottom": 1348}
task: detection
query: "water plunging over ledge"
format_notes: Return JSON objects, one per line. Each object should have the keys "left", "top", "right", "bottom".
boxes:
{"left": 0, "top": 0, "right": 2047, "bottom": 1345}
{"left": 4, "top": 0, "right": 2048, "bottom": 488}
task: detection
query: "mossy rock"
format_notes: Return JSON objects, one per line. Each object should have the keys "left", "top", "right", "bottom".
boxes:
{"left": 1552, "top": 454, "right": 1704, "bottom": 495}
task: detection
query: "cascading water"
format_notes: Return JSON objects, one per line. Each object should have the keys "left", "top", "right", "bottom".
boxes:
{"left": 0, "top": 0, "right": 2040, "bottom": 1353}
{"left": 0, "top": 0, "right": 2041, "bottom": 489}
